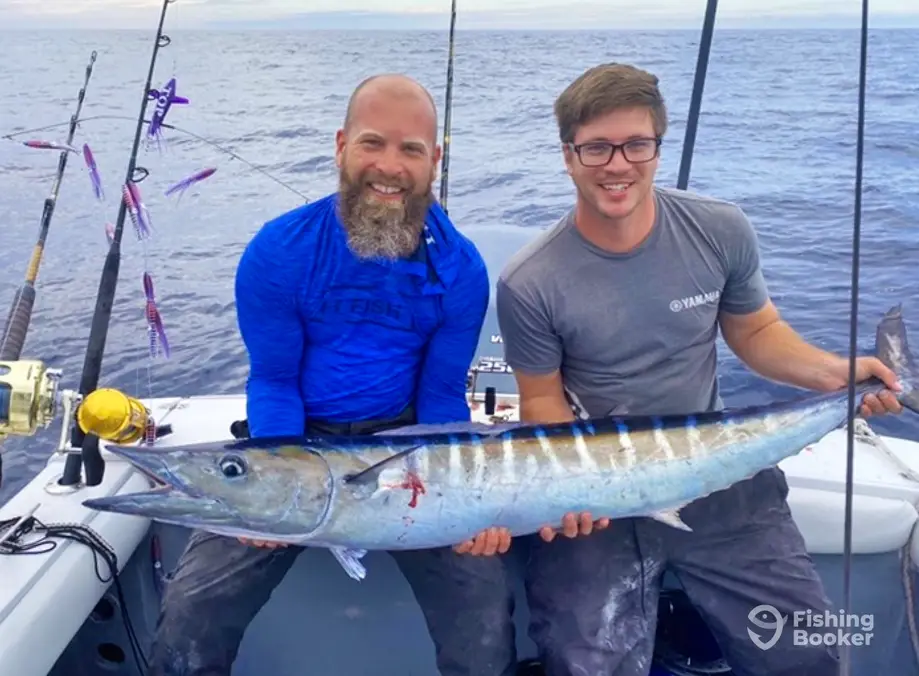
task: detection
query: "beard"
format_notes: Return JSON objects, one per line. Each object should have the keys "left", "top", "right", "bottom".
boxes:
{"left": 338, "top": 166, "right": 433, "bottom": 261}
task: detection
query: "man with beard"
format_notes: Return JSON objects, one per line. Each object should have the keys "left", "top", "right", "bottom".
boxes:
{"left": 145, "top": 74, "right": 518, "bottom": 676}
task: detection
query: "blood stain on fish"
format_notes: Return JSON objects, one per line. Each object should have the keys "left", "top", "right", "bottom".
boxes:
{"left": 401, "top": 472, "right": 426, "bottom": 508}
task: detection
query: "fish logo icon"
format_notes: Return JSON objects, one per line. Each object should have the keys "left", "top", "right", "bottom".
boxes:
{"left": 747, "top": 604, "right": 787, "bottom": 651}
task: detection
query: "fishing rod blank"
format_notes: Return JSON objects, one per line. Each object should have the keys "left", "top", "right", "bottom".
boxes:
{"left": 60, "top": 0, "right": 177, "bottom": 489}
{"left": 840, "top": 0, "right": 871, "bottom": 673}
{"left": 439, "top": 0, "right": 458, "bottom": 212}
{"left": 0, "top": 51, "right": 99, "bottom": 362}
{"left": 676, "top": 0, "right": 718, "bottom": 190}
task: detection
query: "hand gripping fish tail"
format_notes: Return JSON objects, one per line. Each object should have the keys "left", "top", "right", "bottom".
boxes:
{"left": 876, "top": 303, "right": 919, "bottom": 413}
{"left": 83, "top": 304, "right": 919, "bottom": 581}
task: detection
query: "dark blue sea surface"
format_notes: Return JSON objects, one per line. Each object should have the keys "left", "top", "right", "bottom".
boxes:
{"left": 1, "top": 28, "right": 917, "bottom": 504}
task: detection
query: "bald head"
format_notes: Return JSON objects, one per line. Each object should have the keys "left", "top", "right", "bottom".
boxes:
{"left": 344, "top": 73, "right": 438, "bottom": 146}
{"left": 334, "top": 73, "right": 443, "bottom": 261}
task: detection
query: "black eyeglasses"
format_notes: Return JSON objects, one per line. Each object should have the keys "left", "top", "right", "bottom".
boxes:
{"left": 566, "top": 137, "right": 662, "bottom": 166}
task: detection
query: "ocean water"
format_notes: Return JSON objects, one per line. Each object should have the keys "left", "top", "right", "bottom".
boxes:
{"left": 0, "top": 27, "right": 917, "bottom": 505}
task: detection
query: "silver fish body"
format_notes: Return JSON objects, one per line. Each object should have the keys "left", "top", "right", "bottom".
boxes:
{"left": 83, "top": 304, "right": 919, "bottom": 578}
{"left": 272, "top": 390, "right": 884, "bottom": 549}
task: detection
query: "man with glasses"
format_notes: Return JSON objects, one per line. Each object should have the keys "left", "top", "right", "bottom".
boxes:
{"left": 495, "top": 62, "right": 900, "bottom": 675}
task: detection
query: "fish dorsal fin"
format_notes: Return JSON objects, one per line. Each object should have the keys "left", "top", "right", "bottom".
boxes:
{"left": 345, "top": 421, "right": 523, "bottom": 486}
{"left": 373, "top": 420, "right": 524, "bottom": 437}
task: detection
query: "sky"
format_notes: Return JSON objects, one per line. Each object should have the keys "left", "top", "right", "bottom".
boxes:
{"left": 1, "top": 0, "right": 917, "bottom": 30}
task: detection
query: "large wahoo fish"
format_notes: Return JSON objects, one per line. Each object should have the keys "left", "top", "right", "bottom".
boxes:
{"left": 84, "top": 305, "right": 919, "bottom": 580}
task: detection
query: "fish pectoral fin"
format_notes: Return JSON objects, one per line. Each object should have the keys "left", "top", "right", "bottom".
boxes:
{"left": 649, "top": 508, "right": 692, "bottom": 532}
{"left": 344, "top": 444, "right": 424, "bottom": 486}
{"left": 345, "top": 445, "right": 428, "bottom": 508}
{"left": 330, "top": 546, "right": 368, "bottom": 581}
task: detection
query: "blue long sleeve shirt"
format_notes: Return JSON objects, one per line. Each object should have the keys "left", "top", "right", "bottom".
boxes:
{"left": 234, "top": 193, "right": 490, "bottom": 439}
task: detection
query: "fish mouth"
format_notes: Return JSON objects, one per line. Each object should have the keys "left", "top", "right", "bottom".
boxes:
{"left": 82, "top": 485, "right": 246, "bottom": 532}
{"left": 82, "top": 487, "right": 296, "bottom": 543}
{"left": 82, "top": 442, "right": 245, "bottom": 531}
{"left": 101, "top": 442, "right": 199, "bottom": 495}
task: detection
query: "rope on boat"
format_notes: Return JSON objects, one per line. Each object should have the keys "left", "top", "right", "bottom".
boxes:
{"left": 0, "top": 513, "right": 148, "bottom": 674}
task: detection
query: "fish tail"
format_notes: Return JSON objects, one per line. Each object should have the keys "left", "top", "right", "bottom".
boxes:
{"left": 875, "top": 304, "right": 919, "bottom": 414}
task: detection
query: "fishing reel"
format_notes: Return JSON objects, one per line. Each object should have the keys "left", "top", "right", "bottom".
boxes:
{"left": 0, "top": 360, "right": 161, "bottom": 446}
{"left": 75, "top": 388, "right": 156, "bottom": 445}
{"left": 0, "top": 359, "right": 67, "bottom": 440}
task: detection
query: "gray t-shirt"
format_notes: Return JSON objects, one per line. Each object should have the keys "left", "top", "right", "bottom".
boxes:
{"left": 495, "top": 186, "right": 769, "bottom": 419}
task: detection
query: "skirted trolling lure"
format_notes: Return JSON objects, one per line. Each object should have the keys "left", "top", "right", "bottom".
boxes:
{"left": 18, "top": 139, "right": 107, "bottom": 202}
{"left": 82, "top": 143, "right": 104, "bottom": 200}
{"left": 16, "top": 73, "right": 212, "bottom": 373}
{"left": 164, "top": 166, "right": 216, "bottom": 199}
{"left": 125, "top": 181, "right": 169, "bottom": 362}
{"left": 143, "top": 272, "right": 170, "bottom": 359}
{"left": 21, "top": 139, "right": 79, "bottom": 153}
{"left": 146, "top": 77, "right": 189, "bottom": 150}
{"left": 122, "top": 180, "right": 153, "bottom": 240}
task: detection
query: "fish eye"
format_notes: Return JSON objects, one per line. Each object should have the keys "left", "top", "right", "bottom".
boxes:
{"left": 218, "top": 454, "right": 247, "bottom": 479}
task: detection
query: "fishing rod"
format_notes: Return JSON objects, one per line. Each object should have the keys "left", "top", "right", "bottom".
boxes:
{"left": 0, "top": 51, "right": 99, "bottom": 362}
{"left": 438, "top": 0, "right": 458, "bottom": 212}
{"left": 840, "top": 0, "right": 871, "bottom": 672}
{"left": 676, "top": 0, "right": 718, "bottom": 190}
{"left": 3, "top": 115, "right": 310, "bottom": 203}
{"left": 58, "top": 0, "right": 177, "bottom": 489}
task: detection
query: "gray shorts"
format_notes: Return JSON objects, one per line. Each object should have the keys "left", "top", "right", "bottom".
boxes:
{"left": 524, "top": 468, "right": 839, "bottom": 676}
